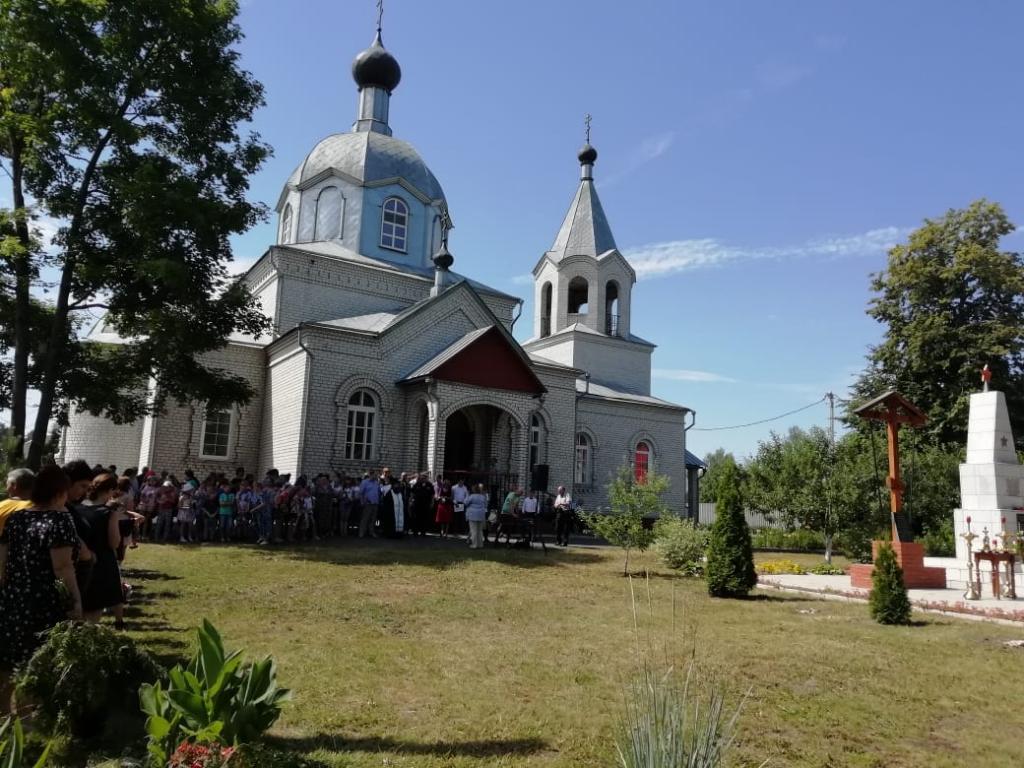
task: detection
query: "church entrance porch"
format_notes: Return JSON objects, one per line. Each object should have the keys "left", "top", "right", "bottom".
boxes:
{"left": 441, "top": 404, "right": 523, "bottom": 506}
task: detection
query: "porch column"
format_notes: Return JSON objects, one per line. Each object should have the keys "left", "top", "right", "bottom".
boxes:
{"left": 512, "top": 419, "right": 531, "bottom": 491}
{"left": 424, "top": 396, "right": 444, "bottom": 479}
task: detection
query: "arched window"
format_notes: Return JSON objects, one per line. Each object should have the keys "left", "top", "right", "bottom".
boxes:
{"left": 574, "top": 433, "right": 590, "bottom": 486}
{"left": 380, "top": 196, "right": 408, "bottom": 252}
{"left": 568, "top": 277, "right": 589, "bottom": 321}
{"left": 540, "top": 282, "right": 553, "bottom": 338}
{"left": 635, "top": 441, "right": 651, "bottom": 483}
{"left": 605, "top": 280, "right": 620, "bottom": 336}
{"left": 530, "top": 414, "right": 542, "bottom": 469}
{"left": 314, "top": 186, "right": 342, "bottom": 240}
{"left": 345, "top": 390, "right": 377, "bottom": 460}
{"left": 279, "top": 203, "right": 293, "bottom": 245}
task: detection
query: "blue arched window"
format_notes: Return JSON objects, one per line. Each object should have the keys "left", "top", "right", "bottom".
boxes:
{"left": 380, "top": 197, "right": 408, "bottom": 252}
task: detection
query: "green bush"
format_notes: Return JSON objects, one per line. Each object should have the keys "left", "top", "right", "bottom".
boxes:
{"left": 653, "top": 517, "right": 708, "bottom": 575}
{"left": 807, "top": 562, "right": 847, "bottom": 576}
{"left": 140, "top": 620, "right": 291, "bottom": 766}
{"left": 615, "top": 661, "right": 745, "bottom": 768}
{"left": 869, "top": 543, "right": 912, "bottom": 625}
{"left": 920, "top": 519, "right": 955, "bottom": 557}
{"left": 15, "top": 622, "right": 162, "bottom": 741}
{"left": 705, "top": 465, "right": 757, "bottom": 598}
{"left": 750, "top": 528, "right": 826, "bottom": 552}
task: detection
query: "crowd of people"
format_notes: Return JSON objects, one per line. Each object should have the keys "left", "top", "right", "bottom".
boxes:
{"left": 0, "top": 460, "right": 579, "bottom": 702}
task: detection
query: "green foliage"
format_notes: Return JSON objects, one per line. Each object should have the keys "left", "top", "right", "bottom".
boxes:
{"left": 854, "top": 200, "right": 1024, "bottom": 447}
{"left": 807, "top": 562, "right": 847, "bottom": 576}
{"left": 755, "top": 559, "right": 807, "bottom": 575}
{"left": 0, "top": 717, "right": 51, "bottom": 768}
{"left": 704, "top": 464, "right": 757, "bottom": 598}
{"left": 615, "top": 661, "right": 744, "bottom": 768}
{"left": 653, "top": 517, "right": 708, "bottom": 575}
{"left": 920, "top": 518, "right": 956, "bottom": 557}
{"left": 0, "top": 0, "right": 273, "bottom": 465}
{"left": 140, "top": 620, "right": 291, "bottom": 765}
{"left": 750, "top": 528, "right": 826, "bottom": 552}
{"left": 697, "top": 449, "right": 742, "bottom": 503}
{"left": 14, "top": 622, "right": 161, "bottom": 741}
{"left": 869, "top": 544, "right": 912, "bottom": 625}
{"left": 230, "top": 743, "right": 325, "bottom": 768}
{"left": 580, "top": 467, "right": 670, "bottom": 576}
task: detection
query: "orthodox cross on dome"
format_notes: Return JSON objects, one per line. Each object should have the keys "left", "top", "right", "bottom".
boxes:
{"left": 584, "top": 113, "right": 592, "bottom": 144}
{"left": 376, "top": 0, "right": 384, "bottom": 33}
{"left": 982, "top": 363, "right": 992, "bottom": 392}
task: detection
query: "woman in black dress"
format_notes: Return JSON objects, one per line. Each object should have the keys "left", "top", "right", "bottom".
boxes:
{"left": 75, "top": 474, "right": 125, "bottom": 628}
{"left": 0, "top": 465, "right": 81, "bottom": 699}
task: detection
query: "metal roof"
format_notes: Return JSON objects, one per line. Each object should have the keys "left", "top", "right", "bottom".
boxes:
{"left": 546, "top": 177, "right": 617, "bottom": 262}
{"left": 400, "top": 326, "right": 492, "bottom": 380}
{"left": 685, "top": 450, "right": 706, "bottom": 469}
{"left": 576, "top": 379, "right": 688, "bottom": 411}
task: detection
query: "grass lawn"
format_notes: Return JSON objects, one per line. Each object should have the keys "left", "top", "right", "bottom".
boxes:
{"left": 120, "top": 539, "right": 1024, "bottom": 767}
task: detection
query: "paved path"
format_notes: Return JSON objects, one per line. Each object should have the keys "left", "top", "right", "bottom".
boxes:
{"left": 758, "top": 573, "right": 1024, "bottom": 625}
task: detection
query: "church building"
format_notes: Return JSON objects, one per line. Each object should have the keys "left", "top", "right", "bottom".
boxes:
{"left": 59, "top": 24, "right": 698, "bottom": 514}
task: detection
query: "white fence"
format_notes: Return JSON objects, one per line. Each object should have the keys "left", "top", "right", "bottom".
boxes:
{"left": 697, "top": 502, "right": 784, "bottom": 530}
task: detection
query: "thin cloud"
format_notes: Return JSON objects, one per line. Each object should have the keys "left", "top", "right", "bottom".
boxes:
{"left": 601, "top": 131, "right": 675, "bottom": 188}
{"left": 653, "top": 368, "right": 737, "bottom": 384}
{"left": 625, "top": 226, "right": 908, "bottom": 279}
{"left": 510, "top": 273, "right": 533, "bottom": 286}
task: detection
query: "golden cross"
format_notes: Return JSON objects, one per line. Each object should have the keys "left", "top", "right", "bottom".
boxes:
{"left": 584, "top": 113, "right": 592, "bottom": 144}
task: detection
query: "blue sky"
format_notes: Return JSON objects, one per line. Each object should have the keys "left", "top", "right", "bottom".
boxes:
{"left": 228, "top": 0, "right": 1024, "bottom": 460}
{"left": 23, "top": 0, "right": 1021, "bottom": 459}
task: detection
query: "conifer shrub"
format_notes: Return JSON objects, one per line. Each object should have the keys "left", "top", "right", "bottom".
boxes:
{"left": 869, "top": 543, "right": 912, "bottom": 625}
{"left": 704, "top": 465, "right": 757, "bottom": 598}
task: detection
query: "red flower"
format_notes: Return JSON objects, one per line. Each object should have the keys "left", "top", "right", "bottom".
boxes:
{"left": 966, "top": 516, "right": 972, "bottom": 524}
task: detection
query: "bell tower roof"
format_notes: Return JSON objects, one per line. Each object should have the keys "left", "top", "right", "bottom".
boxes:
{"left": 546, "top": 145, "right": 618, "bottom": 262}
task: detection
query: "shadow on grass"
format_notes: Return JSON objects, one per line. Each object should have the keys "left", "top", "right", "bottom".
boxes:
{"left": 123, "top": 567, "right": 183, "bottom": 582}
{"left": 265, "top": 537, "right": 605, "bottom": 570}
{"left": 269, "top": 733, "right": 549, "bottom": 758}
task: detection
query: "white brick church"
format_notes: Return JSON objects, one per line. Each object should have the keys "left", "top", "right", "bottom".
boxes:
{"left": 60, "top": 26, "right": 699, "bottom": 513}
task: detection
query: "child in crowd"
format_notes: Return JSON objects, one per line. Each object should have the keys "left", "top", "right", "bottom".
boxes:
{"left": 217, "top": 480, "right": 236, "bottom": 543}
{"left": 236, "top": 480, "right": 255, "bottom": 541}
{"left": 257, "top": 481, "right": 275, "bottom": 545}
{"left": 156, "top": 480, "right": 178, "bottom": 542}
{"left": 292, "top": 486, "right": 315, "bottom": 541}
{"left": 138, "top": 475, "right": 159, "bottom": 539}
{"left": 177, "top": 486, "right": 195, "bottom": 543}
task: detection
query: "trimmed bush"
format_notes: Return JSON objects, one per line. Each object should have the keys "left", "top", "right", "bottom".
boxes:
{"left": 807, "top": 562, "right": 847, "bottom": 576}
{"left": 869, "top": 543, "right": 912, "bottom": 625}
{"left": 920, "top": 520, "right": 955, "bottom": 557}
{"left": 15, "top": 622, "right": 162, "bottom": 741}
{"left": 705, "top": 465, "right": 757, "bottom": 598}
{"left": 653, "top": 517, "right": 708, "bottom": 575}
{"left": 751, "top": 528, "right": 826, "bottom": 552}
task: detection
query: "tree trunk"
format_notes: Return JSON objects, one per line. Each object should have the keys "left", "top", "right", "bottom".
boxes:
{"left": 824, "top": 533, "right": 833, "bottom": 564}
{"left": 8, "top": 134, "right": 31, "bottom": 459}
{"left": 26, "top": 266, "right": 70, "bottom": 469}
{"left": 623, "top": 547, "right": 630, "bottom": 577}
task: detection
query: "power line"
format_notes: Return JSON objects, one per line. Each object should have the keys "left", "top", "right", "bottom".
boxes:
{"left": 691, "top": 396, "right": 828, "bottom": 432}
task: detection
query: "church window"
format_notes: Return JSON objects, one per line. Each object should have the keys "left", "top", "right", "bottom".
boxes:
{"left": 280, "top": 203, "right": 293, "bottom": 245}
{"left": 200, "top": 408, "right": 234, "bottom": 459}
{"left": 314, "top": 186, "right": 342, "bottom": 240}
{"left": 345, "top": 390, "right": 378, "bottom": 461}
{"left": 540, "top": 282, "right": 553, "bottom": 338}
{"left": 635, "top": 441, "right": 651, "bottom": 483}
{"left": 605, "top": 280, "right": 620, "bottom": 336}
{"left": 568, "top": 277, "right": 589, "bottom": 320}
{"left": 380, "top": 196, "right": 408, "bottom": 252}
{"left": 530, "top": 414, "right": 542, "bottom": 469}
{"left": 574, "top": 432, "right": 590, "bottom": 486}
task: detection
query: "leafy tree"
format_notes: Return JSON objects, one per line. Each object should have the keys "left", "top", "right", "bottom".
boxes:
{"left": 705, "top": 463, "right": 756, "bottom": 598}
{"left": 698, "top": 448, "right": 742, "bottom": 503}
{"left": 580, "top": 467, "right": 669, "bottom": 576}
{"left": 869, "top": 543, "right": 912, "bottom": 625}
{"left": 854, "top": 200, "right": 1024, "bottom": 447}
{"left": 0, "top": 0, "right": 272, "bottom": 468}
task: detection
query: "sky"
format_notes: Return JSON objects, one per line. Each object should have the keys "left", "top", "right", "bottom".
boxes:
{"left": 9, "top": 0, "right": 1024, "bottom": 459}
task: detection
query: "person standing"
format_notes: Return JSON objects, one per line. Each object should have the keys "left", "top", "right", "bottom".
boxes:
{"left": 451, "top": 478, "right": 468, "bottom": 537}
{"left": 358, "top": 470, "right": 381, "bottom": 538}
{"left": 434, "top": 477, "right": 453, "bottom": 538}
{"left": 0, "top": 469, "right": 34, "bottom": 537}
{"left": 76, "top": 474, "right": 126, "bottom": 627}
{"left": 155, "top": 480, "right": 178, "bottom": 542}
{"left": 464, "top": 484, "right": 488, "bottom": 550}
{"left": 0, "top": 465, "right": 82, "bottom": 696}
{"left": 217, "top": 480, "right": 236, "bottom": 543}
{"left": 411, "top": 473, "right": 435, "bottom": 537}
{"left": 554, "top": 485, "right": 574, "bottom": 547}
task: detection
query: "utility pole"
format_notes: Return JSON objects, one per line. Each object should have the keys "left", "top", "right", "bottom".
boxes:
{"left": 824, "top": 392, "right": 837, "bottom": 563}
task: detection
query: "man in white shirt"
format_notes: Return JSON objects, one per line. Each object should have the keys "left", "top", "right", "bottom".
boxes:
{"left": 521, "top": 490, "right": 538, "bottom": 515}
{"left": 451, "top": 479, "right": 469, "bottom": 538}
{"left": 554, "top": 485, "right": 573, "bottom": 547}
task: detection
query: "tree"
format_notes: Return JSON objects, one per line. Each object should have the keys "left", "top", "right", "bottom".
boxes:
{"left": 0, "top": 0, "right": 271, "bottom": 468}
{"left": 580, "top": 466, "right": 670, "bottom": 576}
{"left": 698, "top": 448, "right": 741, "bottom": 503}
{"left": 705, "top": 463, "right": 756, "bottom": 598}
{"left": 869, "top": 543, "right": 912, "bottom": 625}
{"left": 854, "top": 200, "right": 1024, "bottom": 447}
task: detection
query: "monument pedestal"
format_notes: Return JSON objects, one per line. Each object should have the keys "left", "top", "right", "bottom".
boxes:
{"left": 850, "top": 540, "right": 947, "bottom": 589}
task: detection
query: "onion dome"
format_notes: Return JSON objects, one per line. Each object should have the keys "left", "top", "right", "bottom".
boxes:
{"left": 352, "top": 31, "right": 402, "bottom": 93}
{"left": 578, "top": 143, "right": 598, "bottom": 165}
{"left": 432, "top": 242, "right": 454, "bottom": 271}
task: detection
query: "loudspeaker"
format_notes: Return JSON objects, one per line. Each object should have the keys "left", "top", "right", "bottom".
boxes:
{"left": 530, "top": 463, "right": 549, "bottom": 493}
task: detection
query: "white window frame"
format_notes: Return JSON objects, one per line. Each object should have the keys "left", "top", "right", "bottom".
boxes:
{"left": 345, "top": 390, "right": 378, "bottom": 461}
{"left": 574, "top": 432, "right": 590, "bottom": 486}
{"left": 380, "top": 196, "right": 409, "bottom": 253}
{"left": 199, "top": 407, "right": 236, "bottom": 460}
{"left": 530, "top": 414, "right": 542, "bottom": 468}
{"left": 280, "top": 203, "right": 293, "bottom": 244}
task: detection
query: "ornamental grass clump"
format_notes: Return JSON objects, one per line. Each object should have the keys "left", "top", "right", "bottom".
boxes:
{"left": 704, "top": 465, "right": 756, "bottom": 598}
{"left": 869, "top": 543, "right": 912, "bottom": 625}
